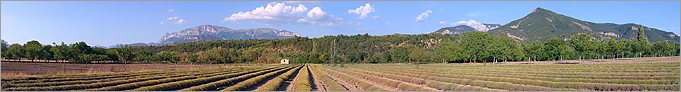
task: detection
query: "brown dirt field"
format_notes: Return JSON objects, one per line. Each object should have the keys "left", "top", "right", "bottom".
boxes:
{"left": 308, "top": 65, "right": 327, "bottom": 91}
{"left": 500, "top": 56, "right": 679, "bottom": 65}
{"left": 0, "top": 62, "right": 258, "bottom": 78}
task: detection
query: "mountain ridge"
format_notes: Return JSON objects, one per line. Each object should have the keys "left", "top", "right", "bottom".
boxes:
{"left": 159, "top": 24, "right": 299, "bottom": 44}
{"left": 433, "top": 24, "right": 501, "bottom": 35}
{"left": 488, "top": 7, "right": 679, "bottom": 43}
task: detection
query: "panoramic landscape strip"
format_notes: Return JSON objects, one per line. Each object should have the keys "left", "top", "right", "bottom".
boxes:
{"left": 1, "top": 1, "right": 679, "bottom": 91}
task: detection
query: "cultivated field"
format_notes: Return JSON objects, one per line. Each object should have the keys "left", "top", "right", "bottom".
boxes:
{"left": 0, "top": 62, "right": 235, "bottom": 78}
{"left": 0, "top": 57, "right": 679, "bottom": 91}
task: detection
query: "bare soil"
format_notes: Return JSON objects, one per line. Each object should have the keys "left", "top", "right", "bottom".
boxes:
{"left": 499, "top": 56, "right": 679, "bottom": 65}
{"left": 0, "top": 62, "right": 247, "bottom": 78}
{"left": 308, "top": 65, "right": 327, "bottom": 91}
{"left": 320, "top": 68, "right": 360, "bottom": 91}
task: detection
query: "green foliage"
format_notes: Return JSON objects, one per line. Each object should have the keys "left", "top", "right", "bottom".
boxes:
{"left": 632, "top": 26, "right": 653, "bottom": 57}
{"left": 454, "top": 32, "right": 525, "bottom": 63}
{"left": 434, "top": 40, "right": 458, "bottom": 62}
{"left": 390, "top": 44, "right": 413, "bottom": 63}
{"left": 23, "top": 40, "right": 44, "bottom": 61}
{"left": 72, "top": 54, "right": 108, "bottom": 63}
{"left": 490, "top": 35, "right": 525, "bottom": 62}
{"left": 195, "top": 47, "right": 239, "bottom": 64}
{"left": 4, "top": 31, "right": 678, "bottom": 64}
{"left": 489, "top": 8, "right": 679, "bottom": 44}
{"left": 51, "top": 42, "right": 71, "bottom": 62}
{"left": 544, "top": 38, "right": 574, "bottom": 61}
{"left": 457, "top": 32, "right": 491, "bottom": 62}
{"left": 652, "top": 41, "right": 679, "bottom": 56}
{"left": 524, "top": 41, "right": 544, "bottom": 61}
{"left": 6, "top": 44, "right": 25, "bottom": 60}
{"left": 1, "top": 40, "right": 8, "bottom": 58}
{"left": 569, "top": 33, "right": 607, "bottom": 59}
{"left": 607, "top": 39, "right": 629, "bottom": 58}
{"left": 153, "top": 51, "right": 180, "bottom": 63}
{"left": 110, "top": 45, "right": 134, "bottom": 63}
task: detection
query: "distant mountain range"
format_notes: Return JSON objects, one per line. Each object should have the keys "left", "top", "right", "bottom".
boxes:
{"left": 159, "top": 25, "right": 299, "bottom": 44}
{"left": 490, "top": 8, "right": 679, "bottom": 43}
{"left": 114, "top": 7, "right": 678, "bottom": 48}
{"left": 433, "top": 24, "right": 501, "bottom": 35}
{"left": 110, "top": 25, "right": 299, "bottom": 47}
{"left": 434, "top": 8, "right": 679, "bottom": 43}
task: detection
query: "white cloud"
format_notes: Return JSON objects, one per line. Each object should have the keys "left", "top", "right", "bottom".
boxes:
{"left": 347, "top": 3, "right": 375, "bottom": 19}
{"left": 438, "top": 20, "right": 448, "bottom": 25}
{"left": 225, "top": 2, "right": 342, "bottom": 26}
{"left": 224, "top": 2, "right": 307, "bottom": 23}
{"left": 320, "top": 22, "right": 340, "bottom": 27}
{"left": 297, "top": 7, "right": 344, "bottom": 26}
{"left": 455, "top": 20, "right": 492, "bottom": 32}
{"left": 167, "top": 16, "right": 179, "bottom": 20}
{"left": 162, "top": 9, "right": 185, "bottom": 25}
{"left": 164, "top": 16, "right": 185, "bottom": 24}
{"left": 371, "top": 15, "right": 379, "bottom": 19}
{"left": 175, "top": 19, "right": 185, "bottom": 24}
{"left": 306, "top": 7, "right": 326, "bottom": 19}
{"left": 415, "top": 10, "right": 432, "bottom": 22}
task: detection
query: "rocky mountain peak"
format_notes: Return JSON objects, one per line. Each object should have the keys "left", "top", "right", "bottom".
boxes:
{"left": 159, "top": 25, "right": 298, "bottom": 44}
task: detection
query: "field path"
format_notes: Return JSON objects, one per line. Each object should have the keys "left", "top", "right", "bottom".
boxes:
{"left": 325, "top": 72, "right": 360, "bottom": 91}
{"left": 308, "top": 65, "right": 327, "bottom": 91}
{"left": 328, "top": 68, "right": 399, "bottom": 91}
{"left": 286, "top": 64, "right": 308, "bottom": 91}
{"left": 345, "top": 68, "right": 441, "bottom": 91}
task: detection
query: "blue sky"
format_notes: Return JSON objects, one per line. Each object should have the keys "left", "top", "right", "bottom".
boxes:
{"left": 2, "top": 1, "right": 679, "bottom": 46}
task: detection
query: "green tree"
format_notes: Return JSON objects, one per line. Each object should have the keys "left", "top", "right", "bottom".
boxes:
{"left": 154, "top": 51, "right": 180, "bottom": 64}
{"left": 524, "top": 41, "right": 544, "bottom": 61}
{"left": 570, "top": 33, "right": 598, "bottom": 59}
{"left": 195, "top": 50, "right": 214, "bottom": 64}
{"left": 390, "top": 44, "right": 413, "bottom": 63}
{"left": 71, "top": 41, "right": 93, "bottom": 55}
{"left": 113, "top": 45, "right": 134, "bottom": 63}
{"left": 652, "top": 41, "right": 677, "bottom": 56}
{"left": 42, "top": 45, "right": 54, "bottom": 61}
{"left": 6, "top": 44, "right": 24, "bottom": 61}
{"left": 544, "top": 38, "right": 574, "bottom": 61}
{"left": 409, "top": 47, "right": 426, "bottom": 68}
{"left": 367, "top": 52, "right": 388, "bottom": 63}
{"left": 457, "top": 32, "right": 492, "bottom": 63}
{"left": 180, "top": 52, "right": 197, "bottom": 64}
{"left": 633, "top": 26, "right": 652, "bottom": 57}
{"left": 23, "top": 40, "right": 43, "bottom": 62}
{"left": 76, "top": 54, "right": 109, "bottom": 63}
{"left": 195, "top": 47, "right": 239, "bottom": 64}
{"left": 607, "top": 39, "right": 627, "bottom": 58}
{"left": 2, "top": 40, "right": 9, "bottom": 59}
{"left": 132, "top": 48, "right": 153, "bottom": 63}
{"left": 51, "top": 42, "right": 71, "bottom": 62}
{"left": 434, "top": 40, "right": 459, "bottom": 63}
{"left": 489, "top": 36, "right": 524, "bottom": 63}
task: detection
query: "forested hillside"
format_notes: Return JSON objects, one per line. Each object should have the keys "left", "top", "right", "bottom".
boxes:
{"left": 489, "top": 8, "right": 680, "bottom": 43}
{"left": 1, "top": 26, "right": 678, "bottom": 64}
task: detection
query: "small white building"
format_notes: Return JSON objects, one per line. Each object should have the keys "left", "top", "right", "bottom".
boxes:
{"left": 280, "top": 59, "right": 290, "bottom": 64}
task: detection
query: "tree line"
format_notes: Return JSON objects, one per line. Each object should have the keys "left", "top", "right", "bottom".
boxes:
{"left": 1, "top": 26, "right": 678, "bottom": 64}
